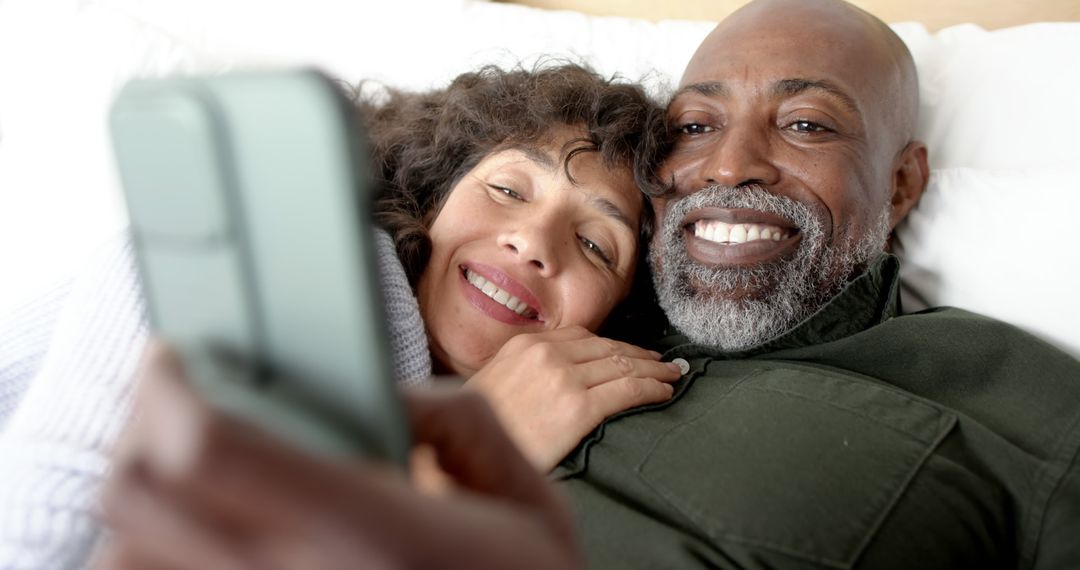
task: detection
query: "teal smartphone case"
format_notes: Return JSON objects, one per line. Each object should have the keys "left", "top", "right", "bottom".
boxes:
{"left": 110, "top": 69, "right": 409, "bottom": 464}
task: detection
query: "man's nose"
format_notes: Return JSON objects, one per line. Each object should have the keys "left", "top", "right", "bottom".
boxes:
{"left": 695, "top": 124, "right": 781, "bottom": 190}
{"left": 497, "top": 219, "right": 563, "bottom": 277}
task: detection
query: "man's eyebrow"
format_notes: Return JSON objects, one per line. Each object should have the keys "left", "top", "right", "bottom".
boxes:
{"left": 671, "top": 81, "right": 729, "bottom": 102}
{"left": 772, "top": 78, "right": 862, "bottom": 119}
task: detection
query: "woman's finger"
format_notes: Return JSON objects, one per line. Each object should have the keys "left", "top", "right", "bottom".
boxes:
{"left": 574, "top": 356, "right": 682, "bottom": 389}
{"left": 496, "top": 325, "right": 594, "bottom": 355}
{"left": 585, "top": 377, "right": 675, "bottom": 420}
{"left": 543, "top": 335, "right": 662, "bottom": 366}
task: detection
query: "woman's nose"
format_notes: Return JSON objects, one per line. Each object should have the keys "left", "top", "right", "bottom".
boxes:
{"left": 497, "top": 219, "right": 563, "bottom": 277}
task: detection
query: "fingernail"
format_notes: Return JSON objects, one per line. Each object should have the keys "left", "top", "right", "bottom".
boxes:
{"left": 649, "top": 350, "right": 663, "bottom": 359}
{"left": 142, "top": 377, "right": 205, "bottom": 477}
{"left": 671, "top": 358, "right": 690, "bottom": 375}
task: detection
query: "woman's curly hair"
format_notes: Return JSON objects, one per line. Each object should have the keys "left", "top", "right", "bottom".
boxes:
{"left": 352, "top": 62, "right": 671, "bottom": 344}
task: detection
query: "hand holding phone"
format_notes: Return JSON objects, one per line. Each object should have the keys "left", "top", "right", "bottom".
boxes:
{"left": 110, "top": 69, "right": 408, "bottom": 463}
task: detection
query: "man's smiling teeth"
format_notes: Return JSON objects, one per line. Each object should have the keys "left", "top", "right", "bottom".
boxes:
{"left": 693, "top": 220, "right": 792, "bottom": 245}
{"left": 464, "top": 269, "right": 538, "bottom": 318}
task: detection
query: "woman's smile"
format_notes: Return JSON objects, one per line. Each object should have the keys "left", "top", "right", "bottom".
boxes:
{"left": 460, "top": 263, "right": 543, "bottom": 324}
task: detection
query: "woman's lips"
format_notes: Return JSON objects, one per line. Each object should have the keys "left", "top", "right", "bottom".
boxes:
{"left": 458, "top": 262, "right": 545, "bottom": 326}
{"left": 680, "top": 208, "right": 801, "bottom": 267}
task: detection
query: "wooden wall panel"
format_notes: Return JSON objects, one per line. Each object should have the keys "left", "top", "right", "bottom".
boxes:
{"left": 494, "top": 0, "right": 1080, "bottom": 30}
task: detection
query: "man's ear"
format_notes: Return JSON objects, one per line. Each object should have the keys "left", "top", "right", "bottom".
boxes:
{"left": 888, "top": 141, "right": 929, "bottom": 230}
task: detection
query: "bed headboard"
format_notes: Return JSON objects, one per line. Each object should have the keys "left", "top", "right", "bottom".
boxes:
{"left": 496, "top": 0, "right": 1080, "bottom": 30}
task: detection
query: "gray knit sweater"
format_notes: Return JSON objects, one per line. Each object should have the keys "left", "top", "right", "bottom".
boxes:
{"left": 0, "top": 229, "right": 431, "bottom": 569}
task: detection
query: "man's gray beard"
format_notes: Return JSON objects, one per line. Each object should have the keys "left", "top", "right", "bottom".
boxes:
{"left": 649, "top": 185, "right": 890, "bottom": 351}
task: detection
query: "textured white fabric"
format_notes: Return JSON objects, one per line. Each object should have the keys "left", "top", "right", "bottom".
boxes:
{"left": 0, "top": 236, "right": 147, "bottom": 570}
{"left": 0, "top": 280, "right": 73, "bottom": 432}
{"left": 0, "top": 229, "right": 430, "bottom": 569}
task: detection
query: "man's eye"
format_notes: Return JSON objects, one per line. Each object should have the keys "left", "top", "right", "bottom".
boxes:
{"left": 678, "top": 123, "right": 715, "bottom": 135}
{"left": 490, "top": 185, "right": 525, "bottom": 201}
{"left": 787, "top": 120, "right": 830, "bottom": 134}
{"left": 579, "top": 236, "right": 613, "bottom": 267}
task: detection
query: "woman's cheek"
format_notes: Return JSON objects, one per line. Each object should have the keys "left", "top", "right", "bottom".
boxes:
{"left": 567, "top": 280, "right": 620, "bottom": 332}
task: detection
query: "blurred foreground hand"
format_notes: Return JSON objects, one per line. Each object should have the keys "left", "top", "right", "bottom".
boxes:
{"left": 97, "top": 341, "right": 584, "bottom": 570}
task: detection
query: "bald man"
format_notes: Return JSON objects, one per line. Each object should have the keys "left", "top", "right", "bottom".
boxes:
{"left": 554, "top": 1, "right": 1080, "bottom": 567}
{"left": 101, "top": 0, "right": 1080, "bottom": 568}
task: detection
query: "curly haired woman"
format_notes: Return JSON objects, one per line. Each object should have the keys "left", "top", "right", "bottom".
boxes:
{"left": 0, "top": 62, "right": 678, "bottom": 567}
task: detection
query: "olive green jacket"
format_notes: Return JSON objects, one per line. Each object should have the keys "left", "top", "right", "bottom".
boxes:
{"left": 555, "top": 255, "right": 1080, "bottom": 569}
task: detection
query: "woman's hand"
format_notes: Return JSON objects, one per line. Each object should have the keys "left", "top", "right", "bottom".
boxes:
{"left": 464, "top": 326, "right": 682, "bottom": 472}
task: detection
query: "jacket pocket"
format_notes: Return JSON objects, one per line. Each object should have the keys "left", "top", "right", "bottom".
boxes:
{"left": 636, "top": 366, "right": 956, "bottom": 569}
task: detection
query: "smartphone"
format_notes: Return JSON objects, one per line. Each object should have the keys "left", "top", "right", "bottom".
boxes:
{"left": 110, "top": 69, "right": 409, "bottom": 465}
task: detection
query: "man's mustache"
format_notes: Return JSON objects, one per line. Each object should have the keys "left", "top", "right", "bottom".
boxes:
{"left": 662, "top": 184, "right": 813, "bottom": 237}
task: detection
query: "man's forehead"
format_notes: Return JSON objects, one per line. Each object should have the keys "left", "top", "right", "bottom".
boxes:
{"left": 684, "top": 35, "right": 856, "bottom": 82}
{"left": 680, "top": 0, "right": 894, "bottom": 90}
{"left": 671, "top": 77, "right": 863, "bottom": 122}
{"left": 675, "top": 24, "right": 891, "bottom": 117}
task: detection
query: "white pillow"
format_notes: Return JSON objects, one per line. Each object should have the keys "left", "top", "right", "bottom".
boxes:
{"left": 909, "top": 23, "right": 1080, "bottom": 171}
{"left": 896, "top": 167, "right": 1080, "bottom": 359}
{"left": 2, "top": 0, "right": 1078, "bottom": 361}
{"left": 894, "top": 22, "right": 1080, "bottom": 359}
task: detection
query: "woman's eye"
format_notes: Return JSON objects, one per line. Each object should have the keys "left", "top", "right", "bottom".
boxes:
{"left": 490, "top": 185, "right": 525, "bottom": 201}
{"left": 678, "top": 123, "right": 714, "bottom": 135}
{"left": 786, "top": 120, "right": 831, "bottom": 134}
{"left": 579, "top": 235, "right": 613, "bottom": 267}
